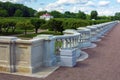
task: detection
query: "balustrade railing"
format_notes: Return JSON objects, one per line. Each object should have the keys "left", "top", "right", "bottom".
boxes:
{"left": 77, "top": 27, "right": 91, "bottom": 48}
{"left": 54, "top": 31, "right": 81, "bottom": 57}
{"left": 0, "top": 21, "right": 118, "bottom": 72}
{"left": 87, "top": 26, "right": 98, "bottom": 42}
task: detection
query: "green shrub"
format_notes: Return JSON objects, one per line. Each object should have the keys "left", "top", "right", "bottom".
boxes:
{"left": 16, "top": 21, "right": 34, "bottom": 35}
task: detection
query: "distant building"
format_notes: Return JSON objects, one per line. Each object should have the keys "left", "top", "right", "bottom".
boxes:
{"left": 40, "top": 13, "right": 53, "bottom": 20}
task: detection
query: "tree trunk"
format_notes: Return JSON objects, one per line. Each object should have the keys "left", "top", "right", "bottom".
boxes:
{"left": 6, "top": 27, "right": 10, "bottom": 33}
{"left": 35, "top": 28, "right": 38, "bottom": 34}
{"left": 0, "top": 27, "right": 2, "bottom": 33}
{"left": 25, "top": 29, "right": 27, "bottom": 35}
{"left": 12, "top": 26, "right": 16, "bottom": 33}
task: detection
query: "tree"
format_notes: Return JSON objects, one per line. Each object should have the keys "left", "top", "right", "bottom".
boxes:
{"left": 5, "top": 2, "right": 15, "bottom": 16}
{"left": 114, "top": 12, "right": 120, "bottom": 20}
{"left": 50, "top": 10, "right": 63, "bottom": 18}
{"left": 14, "top": 9, "right": 23, "bottom": 17}
{"left": 28, "top": 8, "right": 37, "bottom": 17}
{"left": 0, "top": 20, "right": 17, "bottom": 33}
{"left": 16, "top": 21, "right": 33, "bottom": 35}
{"left": 90, "top": 10, "right": 98, "bottom": 20}
{"left": 77, "top": 11, "right": 86, "bottom": 19}
{"left": 31, "top": 19, "right": 45, "bottom": 33}
{"left": 64, "top": 11, "right": 76, "bottom": 18}
{"left": 0, "top": 21, "right": 3, "bottom": 33}
{"left": 48, "top": 19, "right": 64, "bottom": 33}
{"left": 0, "top": 1, "right": 36, "bottom": 17}
{"left": 0, "top": 9, "right": 8, "bottom": 17}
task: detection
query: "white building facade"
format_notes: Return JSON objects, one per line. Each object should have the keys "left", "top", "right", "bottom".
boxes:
{"left": 40, "top": 13, "right": 53, "bottom": 20}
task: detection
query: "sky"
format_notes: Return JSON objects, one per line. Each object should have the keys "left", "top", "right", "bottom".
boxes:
{"left": 0, "top": 0, "right": 120, "bottom": 16}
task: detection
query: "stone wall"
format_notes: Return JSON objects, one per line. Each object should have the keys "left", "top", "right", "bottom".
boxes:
{"left": 0, "top": 37, "right": 46, "bottom": 74}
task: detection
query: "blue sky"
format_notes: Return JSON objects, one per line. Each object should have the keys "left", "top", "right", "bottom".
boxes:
{"left": 0, "top": 0, "right": 120, "bottom": 16}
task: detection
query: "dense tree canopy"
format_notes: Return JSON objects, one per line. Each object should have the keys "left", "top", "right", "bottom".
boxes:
{"left": 14, "top": 9, "right": 23, "bottom": 17}
{"left": 64, "top": 11, "right": 76, "bottom": 18}
{"left": 114, "top": 12, "right": 120, "bottom": 20}
{"left": 16, "top": 21, "right": 33, "bottom": 35}
{"left": 77, "top": 11, "right": 86, "bottom": 19}
{"left": 47, "top": 19, "right": 64, "bottom": 33}
{"left": 0, "top": 9, "right": 8, "bottom": 17}
{"left": 90, "top": 10, "right": 98, "bottom": 20}
{"left": 50, "top": 10, "right": 63, "bottom": 18}
{"left": 0, "top": 1, "right": 36, "bottom": 17}
{"left": 30, "top": 19, "right": 45, "bottom": 33}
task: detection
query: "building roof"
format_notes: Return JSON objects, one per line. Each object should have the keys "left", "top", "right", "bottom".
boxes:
{"left": 41, "top": 13, "right": 52, "bottom": 16}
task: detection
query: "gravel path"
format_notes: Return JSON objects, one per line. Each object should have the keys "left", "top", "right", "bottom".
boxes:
{"left": 0, "top": 23, "right": 120, "bottom": 80}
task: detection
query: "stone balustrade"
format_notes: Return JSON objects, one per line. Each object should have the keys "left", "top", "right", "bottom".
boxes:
{"left": 0, "top": 21, "right": 118, "bottom": 74}
{"left": 77, "top": 27, "right": 91, "bottom": 48}
{"left": 55, "top": 29, "right": 80, "bottom": 49}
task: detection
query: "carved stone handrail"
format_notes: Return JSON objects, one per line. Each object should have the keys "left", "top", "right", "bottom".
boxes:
{"left": 77, "top": 28, "right": 91, "bottom": 48}
{"left": 55, "top": 33, "right": 80, "bottom": 49}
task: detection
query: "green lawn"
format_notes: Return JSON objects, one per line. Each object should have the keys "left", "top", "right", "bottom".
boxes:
{"left": 17, "top": 31, "right": 63, "bottom": 39}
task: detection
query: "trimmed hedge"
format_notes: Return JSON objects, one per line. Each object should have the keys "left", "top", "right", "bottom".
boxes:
{"left": 42, "top": 18, "right": 111, "bottom": 31}
{"left": 0, "top": 17, "right": 111, "bottom": 35}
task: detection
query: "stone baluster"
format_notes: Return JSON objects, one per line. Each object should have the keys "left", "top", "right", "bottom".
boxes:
{"left": 62, "top": 39, "right": 66, "bottom": 49}
{"left": 69, "top": 38, "right": 72, "bottom": 48}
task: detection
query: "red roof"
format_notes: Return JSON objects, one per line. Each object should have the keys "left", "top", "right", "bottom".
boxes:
{"left": 42, "top": 13, "right": 51, "bottom": 16}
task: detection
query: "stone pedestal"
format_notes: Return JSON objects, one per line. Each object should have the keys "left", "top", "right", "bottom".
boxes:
{"left": 34, "top": 35, "right": 57, "bottom": 67}
{"left": 60, "top": 49, "right": 77, "bottom": 67}
{"left": 0, "top": 36, "right": 18, "bottom": 73}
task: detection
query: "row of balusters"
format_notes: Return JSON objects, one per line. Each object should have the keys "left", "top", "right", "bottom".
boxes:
{"left": 54, "top": 21, "right": 118, "bottom": 55}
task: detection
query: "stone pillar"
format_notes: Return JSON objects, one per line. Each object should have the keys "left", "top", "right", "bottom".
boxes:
{"left": 77, "top": 28, "right": 92, "bottom": 49}
{"left": 15, "top": 38, "right": 44, "bottom": 74}
{"left": 34, "top": 35, "right": 57, "bottom": 67}
{"left": 15, "top": 40, "right": 33, "bottom": 74}
{"left": 63, "top": 29, "right": 81, "bottom": 58}
{"left": 60, "top": 48, "right": 77, "bottom": 67}
{"left": 0, "top": 36, "right": 18, "bottom": 73}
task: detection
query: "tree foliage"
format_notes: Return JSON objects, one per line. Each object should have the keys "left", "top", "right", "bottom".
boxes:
{"left": 64, "top": 11, "right": 76, "bottom": 18}
{"left": 48, "top": 19, "right": 64, "bottom": 33}
{"left": 0, "top": 9, "right": 8, "bottom": 17}
{"left": 77, "top": 11, "right": 86, "bottom": 19}
{"left": 16, "top": 21, "right": 33, "bottom": 35}
{"left": 0, "top": 1, "right": 36, "bottom": 17}
{"left": 1, "top": 20, "right": 16, "bottom": 33}
{"left": 30, "top": 19, "right": 45, "bottom": 33}
{"left": 114, "top": 12, "right": 120, "bottom": 20}
{"left": 50, "top": 10, "right": 63, "bottom": 18}
{"left": 14, "top": 9, "right": 23, "bottom": 17}
{"left": 90, "top": 10, "right": 98, "bottom": 20}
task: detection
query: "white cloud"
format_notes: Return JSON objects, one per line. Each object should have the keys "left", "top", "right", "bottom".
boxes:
{"left": 85, "top": 1, "right": 96, "bottom": 7}
{"left": 56, "top": 0, "right": 88, "bottom": 5}
{"left": 39, "top": 0, "right": 89, "bottom": 12}
{"left": 37, "top": 0, "right": 117, "bottom": 16}
{"left": 38, "top": 8, "right": 43, "bottom": 11}
{"left": 117, "top": 0, "right": 120, "bottom": 3}
{"left": 98, "top": 10, "right": 113, "bottom": 16}
{"left": 70, "top": 6, "right": 79, "bottom": 13}
{"left": 97, "top": 6, "right": 118, "bottom": 16}
{"left": 0, "top": 0, "right": 37, "bottom": 3}
{"left": 42, "top": 3, "right": 65, "bottom": 13}
{"left": 98, "top": 1, "right": 110, "bottom": 6}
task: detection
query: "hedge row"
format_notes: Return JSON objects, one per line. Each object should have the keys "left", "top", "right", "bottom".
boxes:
{"left": 0, "top": 17, "right": 111, "bottom": 35}
{"left": 42, "top": 18, "right": 111, "bottom": 31}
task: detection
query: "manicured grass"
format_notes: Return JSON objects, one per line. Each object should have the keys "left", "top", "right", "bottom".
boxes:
{"left": 17, "top": 31, "right": 63, "bottom": 39}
